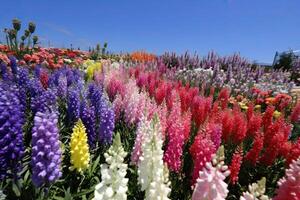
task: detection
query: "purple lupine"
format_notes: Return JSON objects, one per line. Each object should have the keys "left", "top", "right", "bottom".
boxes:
{"left": 34, "top": 65, "right": 42, "bottom": 78}
{"left": 88, "top": 83, "right": 103, "bottom": 118}
{"left": 28, "top": 78, "right": 44, "bottom": 97}
{"left": 80, "top": 100, "right": 96, "bottom": 148}
{"left": 17, "top": 67, "right": 30, "bottom": 87}
{"left": 57, "top": 75, "right": 67, "bottom": 98}
{"left": 0, "top": 62, "right": 12, "bottom": 81}
{"left": 8, "top": 56, "right": 18, "bottom": 75}
{"left": 0, "top": 83, "right": 24, "bottom": 180}
{"left": 99, "top": 98, "right": 115, "bottom": 145}
{"left": 31, "top": 111, "right": 62, "bottom": 187}
{"left": 67, "top": 87, "right": 81, "bottom": 124}
{"left": 31, "top": 90, "right": 57, "bottom": 113}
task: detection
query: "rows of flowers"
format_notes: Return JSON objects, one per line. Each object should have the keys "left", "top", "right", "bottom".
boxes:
{"left": 0, "top": 46, "right": 300, "bottom": 200}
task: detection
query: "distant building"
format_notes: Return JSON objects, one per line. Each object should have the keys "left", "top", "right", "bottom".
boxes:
{"left": 273, "top": 49, "right": 300, "bottom": 66}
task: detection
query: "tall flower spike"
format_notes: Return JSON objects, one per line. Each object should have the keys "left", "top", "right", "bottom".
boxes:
{"left": 240, "top": 177, "right": 269, "bottom": 200}
{"left": 190, "top": 134, "right": 217, "bottom": 184}
{"left": 229, "top": 148, "right": 243, "bottom": 185}
{"left": 80, "top": 101, "right": 97, "bottom": 148}
{"left": 138, "top": 116, "right": 171, "bottom": 200}
{"left": 273, "top": 157, "right": 300, "bottom": 200}
{"left": 99, "top": 98, "right": 115, "bottom": 145}
{"left": 93, "top": 133, "right": 128, "bottom": 200}
{"left": 0, "top": 83, "right": 24, "bottom": 180}
{"left": 31, "top": 111, "right": 62, "bottom": 187}
{"left": 131, "top": 113, "right": 151, "bottom": 165}
{"left": 70, "top": 120, "right": 90, "bottom": 173}
{"left": 164, "top": 98, "right": 185, "bottom": 172}
{"left": 192, "top": 146, "right": 230, "bottom": 200}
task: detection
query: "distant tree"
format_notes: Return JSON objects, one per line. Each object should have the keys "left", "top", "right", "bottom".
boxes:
{"left": 274, "top": 52, "right": 294, "bottom": 71}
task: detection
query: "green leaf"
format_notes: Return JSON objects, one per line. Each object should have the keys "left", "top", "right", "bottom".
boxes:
{"left": 91, "top": 155, "right": 101, "bottom": 174}
{"left": 12, "top": 182, "right": 21, "bottom": 197}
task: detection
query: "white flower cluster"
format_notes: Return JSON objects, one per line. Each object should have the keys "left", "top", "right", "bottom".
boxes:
{"left": 93, "top": 133, "right": 128, "bottom": 200}
{"left": 240, "top": 178, "right": 269, "bottom": 200}
{"left": 192, "top": 146, "right": 230, "bottom": 200}
{"left": 138, "top": 116, "right": 171, "bottom": 200}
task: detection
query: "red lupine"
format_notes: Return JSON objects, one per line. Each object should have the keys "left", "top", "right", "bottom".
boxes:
{"left": 285, "top": 139, "right": 300, "bottom": 166}
{"left": 39, "top": 70, "right": 49, "bottom": 89}
{"left": 229, "top": 148, "right": 243, "bottom": 185}
{"left": 107, "top": 77, "right": 125, "bottom": 101}
{"left": 154, "top": 82, "right": 167, "bottom": 105}
{"left": 182, "top": 110, "right": 192, "bottom": 141}
{"left": 218, "top": 88, "right": 230, "bottom": 109}
{"left": 290, "top": 103, "right": 300, "bottom": 123}
{"left": 247, "top": 114, "right": 262, "bottom": 138}
{"left": 221, "top": 110, "right": 234, "bottom": 141}
{"left": 192, "top": 96, "right": 212, "bottom": 128}
{"left": 245, "top": 133, "right": 264, "bottom": 165}
{"left": 262, "top": 105, "right": 275, "bottom": 129}
{"left": 260, "top": 132, "right": 285, "bottom": 166}
{"left": 274, "top": 93, "right": 292, "bottom": 111}
{"left": 231, "top": 112, "right": 247, "bottom": 144}
{"left": 136, "top": 72, "right": 148, "bottom": 89}
{"left": 246, "top": 103, "right": 254, "bottom": 121}
{"left": 190, "top": 134, "right": 216, "bottom": 185}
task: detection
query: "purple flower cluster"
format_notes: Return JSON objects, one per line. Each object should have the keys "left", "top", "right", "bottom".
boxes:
{"left": 88, "top": 82, "right": 103, "bottom": 118}
{"left": 31, "top": 111, "right": 62, "bottom": 187}
{"left": 99, "top": 98, "right": 115, "bottom": 145}
{"left": 80, "top": 100, "right": 96, "bottom": 148}
{"left": 0, "top": 83, "right": 24, "bottom": 180}
{"left": 67, "top": 87, "right": 81, "bottom": 124}
{"left": 31, "top": 90, "right": 57, "bottom": 113}
{"left": 17, "top": 67, "right": 30, "bottom": 86}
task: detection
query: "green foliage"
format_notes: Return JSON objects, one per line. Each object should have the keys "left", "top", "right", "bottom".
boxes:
{"left": 274, "top": 52, "right": 294, "bottom": 71}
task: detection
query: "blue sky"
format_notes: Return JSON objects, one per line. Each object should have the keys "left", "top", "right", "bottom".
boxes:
{"left": 0, "top": 0, "right": 299, "bottom": 62}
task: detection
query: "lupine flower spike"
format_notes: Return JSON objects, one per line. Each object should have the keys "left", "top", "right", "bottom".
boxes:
{"left": 192, "top": 146, "right": 230, "bottom": 200}
{"left": 240, "top": 177, "right": 269, "bottom": 200}
{"left": 138, "top": 116, "right": 171, "bottom": 200}
{"left": 94, "top": 132, "right": 128, "bottom": 200}
{"left": 273, "top": 157, "right": 300, "bottom": 200}
{"left": 31, "top": 112, "right": 62, "bottom": 187}
{"left": 69, "top": 119, "right": 90, "bottom": 173}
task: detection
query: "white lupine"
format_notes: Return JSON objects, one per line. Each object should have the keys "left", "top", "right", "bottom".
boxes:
{"left": 138, "top": 116, "right": 171, "bottom": 200}
{"left": 94, "top": 133, "right": 128, "bottom": 200}
{"left": 240, "top": 178, "right": 269, "bottom": 200}
{"left": 192, "top": 146, "right": 230, "bottom": 200}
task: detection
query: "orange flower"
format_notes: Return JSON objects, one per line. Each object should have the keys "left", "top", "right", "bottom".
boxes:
{"left": 130, "top": 51, "right": 156, "bottom": 62}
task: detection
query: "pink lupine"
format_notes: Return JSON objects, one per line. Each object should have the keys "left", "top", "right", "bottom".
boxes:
{"left": 273, "top": 157, "right": 300, "bottom": 200}
{"left": 190, "top": 134, "right": 217, "bottom": 184}
{"left": 164, "top": 98, "right": 185, "bottom": 172}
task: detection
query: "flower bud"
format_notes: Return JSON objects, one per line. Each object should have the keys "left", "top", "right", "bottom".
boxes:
{"left": 28, "top": 22, "right": 36, "bottom": 33}
{"left": 12, "top": 18, "right": 21, "bottom": 31}
{"left": 24, "top": 29, "right": 30, "bottom": 37}
{"left": 33, "top": 35, "right": 38, "bottom": 44}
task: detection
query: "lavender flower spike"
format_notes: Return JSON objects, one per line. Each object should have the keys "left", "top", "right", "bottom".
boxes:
{"left": 31, "top": 111, "right": 62, "bottom": 187}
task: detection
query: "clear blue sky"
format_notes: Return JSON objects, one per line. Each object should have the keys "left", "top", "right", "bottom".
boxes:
{"left": 0, "top": 0, "right": 300, "bottom": 62}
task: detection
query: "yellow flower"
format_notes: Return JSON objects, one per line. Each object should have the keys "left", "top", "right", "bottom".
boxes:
{"left": 84, "top": 60, "right": 102, "bottom": 80}
{"left": 273, "top": 110, "right": 281, "bottom": 119}
{"left": 70, "top": 119, "right": 90, "bottom": 173}
{"left": 255, "top": 105, "right": 261, "bottom": 110}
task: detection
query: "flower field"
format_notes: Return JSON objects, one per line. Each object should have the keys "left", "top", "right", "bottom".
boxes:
{"left": 1, "top": 21, "right": 300, "bottom": 200}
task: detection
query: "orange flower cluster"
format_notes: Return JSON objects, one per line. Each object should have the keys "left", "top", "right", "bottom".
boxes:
{"left": 130, "top": 51, "right": 156, "bottom": 62}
